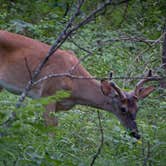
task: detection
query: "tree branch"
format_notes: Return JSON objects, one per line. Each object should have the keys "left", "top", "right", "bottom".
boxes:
{"left": 143, "top": 141, "right": 151, "bottom": 166}
{"left": 24, "top": 57, "right": 32, "bottom": 80}
{"left": 69, "top": 0, "right": 114, "bottom": 33}
{"left": 90, "top": 110, "right": 104, "bottom": 166}
{"left": 68, "top": 37, "right": 93, "bottom": 73}
{"left": 33, "top": 72, "right": 163, "bottom": 86}
{"left": 101, "top": 35, "right": 163, "bottom": 46}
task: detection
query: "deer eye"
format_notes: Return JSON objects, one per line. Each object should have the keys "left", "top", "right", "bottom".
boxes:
{"left": 121, "top": 107, "right": 128, "bottom": 113}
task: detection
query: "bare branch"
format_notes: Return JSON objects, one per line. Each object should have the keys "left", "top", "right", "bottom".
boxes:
{"left": 143, "top": 141, "right": 151, "bottom": 166}
{"left": 90, "top": 110, "right": 104, "bottom": 166}
{"left": 69, "top": 1, "right": 114, "bottom": 33}
{"left": 122, "top": 32, "right": 165, "bottom": 86}
{"left": 133, "top": 33, "right": 165, "bottom": 64}
{"left": 33, "top": 72, "right": 164, "bottom": 86}
{"left": 24, "top": 58, "right": 32, "bottom": 80}
{"left": 68, "top": 37, "right": 93, "bottom": 73}
{"left": 111, "top": 0, "right": 131, "bottom": 5}
{"left": 69, "top": 38, "right": 93, "bottom": 55}
{"left": 101, "top": 35, "right": 163, "bottom": 46}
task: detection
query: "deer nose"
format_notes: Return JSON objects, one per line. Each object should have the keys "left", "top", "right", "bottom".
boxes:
{"left": 130, "top": 130, "right": 141, "bottom": 139}
{"left": 121, "top": 106, "right": 128, "bottom": 113}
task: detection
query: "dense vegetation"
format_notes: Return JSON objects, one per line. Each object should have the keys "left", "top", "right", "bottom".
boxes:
{"left": 0, "top": 0, "right": 165, "bottom": 165}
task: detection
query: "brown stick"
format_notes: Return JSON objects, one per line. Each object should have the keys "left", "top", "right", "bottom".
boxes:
{"left": 90, "top": 111, "right": 104, "bottom": 166}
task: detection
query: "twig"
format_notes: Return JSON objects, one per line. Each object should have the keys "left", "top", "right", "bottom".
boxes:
{"left": 111, "top": 0, "right": 131, "bottom": 6}
{"left": 135, "top": 33, "right": 165, "bottom": 60}
{"left": 143, "top": 141, "right": 151, "bottom": 166}
{"left": 24, "top": 57, "right": 32, "bottom": 80}
{"left": 33, "top": 73, "right": 164, "bottom": 86}
{"left": 69, "top": 37, "right": 93, "bottom": 55}
{"left": 69, "top": 1, "right": 113, "bottom": 34}
{"left": 90, "top": 110, "right": 104, "bottom": 166}
{"left": 68, "top": 37, "right": 93, "bottom": 73}
{"left": 122, "top": 32, "right": 165, "bottom": 87}
{"left": 102, "top": 35, "right": 163, "bottom": 46}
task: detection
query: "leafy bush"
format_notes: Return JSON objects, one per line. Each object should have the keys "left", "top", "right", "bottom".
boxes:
{"left": 0, "top": 0, "right": 165, "bottom": 165}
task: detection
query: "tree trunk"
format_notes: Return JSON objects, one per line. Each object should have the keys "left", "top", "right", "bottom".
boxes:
{"left": 161, "top": 30, "right": 166, "bottom": 88}
{"left": 162, "top": 34, "right": 166, "bottom": 67}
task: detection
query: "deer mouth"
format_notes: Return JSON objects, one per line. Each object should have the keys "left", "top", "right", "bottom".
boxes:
{"left": 130, "top": 130, "right": 141, "bottom": 139}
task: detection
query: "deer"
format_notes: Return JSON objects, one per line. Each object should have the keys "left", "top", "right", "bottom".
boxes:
{"left": 0, "top": 30, "right": 158, "bottom": 139}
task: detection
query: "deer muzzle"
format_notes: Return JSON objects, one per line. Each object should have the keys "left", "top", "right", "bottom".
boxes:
{"left": 130, "top": 129, "right": 141, "bottom": 139}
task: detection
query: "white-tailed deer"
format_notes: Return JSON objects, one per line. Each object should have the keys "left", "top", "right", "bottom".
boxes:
{"left": 0, "top": 30, "right": 158, "bottom": 139}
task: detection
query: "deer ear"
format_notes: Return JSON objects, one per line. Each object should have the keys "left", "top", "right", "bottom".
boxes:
{"left": 100, "top": 80, "right": 112, "bottom": 96}
{"left": 137, "top": 86, "right": 155, "bottom": 99}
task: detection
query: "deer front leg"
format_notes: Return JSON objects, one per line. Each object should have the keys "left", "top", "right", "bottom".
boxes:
{"left": 43, "top": 103, "right": 58, "bottom": 126}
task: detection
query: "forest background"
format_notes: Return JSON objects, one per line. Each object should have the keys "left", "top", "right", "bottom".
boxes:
{"left": 0, "top": 0, "right": 165, "bottom": 166}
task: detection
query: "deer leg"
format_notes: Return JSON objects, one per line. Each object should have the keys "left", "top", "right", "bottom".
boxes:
{"left": 43, "top": 103, "right": 58, "bottom": 126}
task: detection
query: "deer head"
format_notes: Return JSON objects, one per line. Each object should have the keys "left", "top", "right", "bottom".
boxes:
{"left": 101, "top": 70, "right": 158, "bottom": 139}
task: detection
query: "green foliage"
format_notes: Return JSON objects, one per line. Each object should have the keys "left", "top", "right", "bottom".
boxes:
{"left": 0, "top": 0, "right": 165, "bottom": 165}
{"left": 0, "top": 90, "right": 165, "bottom": 165}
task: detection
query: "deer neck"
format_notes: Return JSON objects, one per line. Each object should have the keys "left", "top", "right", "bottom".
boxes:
{"left": 73, "top": 79, "right": 116, "bottom": 113}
